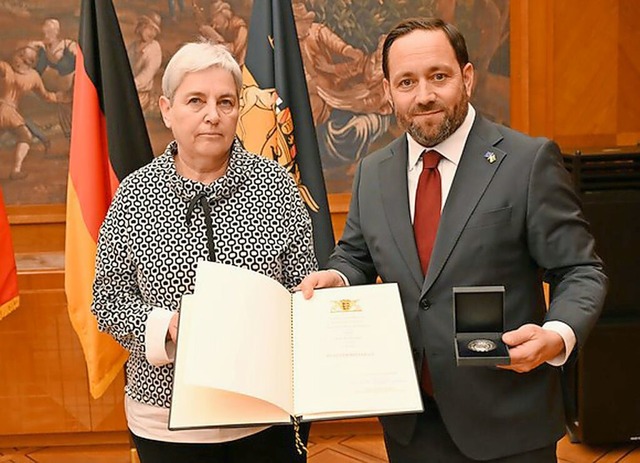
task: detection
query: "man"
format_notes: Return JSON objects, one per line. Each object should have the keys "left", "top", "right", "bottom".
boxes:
{"left": 298, "top": 18, "right": 607, "bottom": 462}
{"left": 292, "top": 1, "right": 365, "bottom": 126}
{"left": 0, "top": 46, "right": 58, "bottom": 180}
{"left": 292, "top": 2, "right": 391, "bottom": 168}
{"left": 197, "top": 0, "right": 248, "bottom": 66}
{"left": 127, "top": 12, "right": 162, "bottom": 112}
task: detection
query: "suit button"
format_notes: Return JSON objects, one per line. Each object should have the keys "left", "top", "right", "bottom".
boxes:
{"left": 420, "top": 299, "right": 431, "bottom": 310}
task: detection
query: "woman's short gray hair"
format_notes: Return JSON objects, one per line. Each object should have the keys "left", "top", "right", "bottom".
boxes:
{"left": 162, "top": 40, "right": 242, "bottom": 101}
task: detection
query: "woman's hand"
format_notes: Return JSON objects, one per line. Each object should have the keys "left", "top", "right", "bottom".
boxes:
{"left": 167, "top": 312, "right": 179, "bottom": 343}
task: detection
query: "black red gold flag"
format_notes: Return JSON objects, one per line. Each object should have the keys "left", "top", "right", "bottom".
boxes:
{"left": 240, "top": 0, "right": 335, "bottom": 267}
{"left": 0, "top": 186, "right": 19, "bottom": 321}
{"left": 65, "top": 0, "right": 153, "bottom": 399}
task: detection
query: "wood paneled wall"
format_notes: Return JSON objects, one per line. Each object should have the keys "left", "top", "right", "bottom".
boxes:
{"left": 2, "top": 205, "right": 127, "bottom": 438}
{"left": 511, "top": 0, "right": 640, "bottom": 149}
{"left": 2, "top": 0, "right": 639, "bottom": 444}
{"left": 7, "top": 205, "right": 65, "bottom": 254}
{"left": 0, "top": 270, "right": 127, "bottom": 436}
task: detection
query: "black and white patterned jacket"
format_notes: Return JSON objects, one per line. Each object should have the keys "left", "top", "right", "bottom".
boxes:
{"left": 92, "top": 139, "right": 318, "bottom": 408}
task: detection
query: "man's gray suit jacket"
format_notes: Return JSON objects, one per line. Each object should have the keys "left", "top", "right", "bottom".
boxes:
{"left": 328, "top": 115, "right": 607, "bottom": 460}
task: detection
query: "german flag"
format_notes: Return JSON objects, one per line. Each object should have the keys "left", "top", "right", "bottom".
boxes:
{"left": 240, "top": 0, "right": 334, "bottom": 266}
{"left": 0, "top": 186, "right": 19, "bottom": 321}
{"left": 66, "top": 0, "right": 153, "bottom": 399}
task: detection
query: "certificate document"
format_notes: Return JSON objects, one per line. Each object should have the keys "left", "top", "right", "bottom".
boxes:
{"left": 169, "top": 261, "right": 422, "bottom": 430}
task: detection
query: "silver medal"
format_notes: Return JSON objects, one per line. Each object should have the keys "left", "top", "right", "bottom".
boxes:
{"left": 467, "top": 339, "right": 497, "bottom": 353}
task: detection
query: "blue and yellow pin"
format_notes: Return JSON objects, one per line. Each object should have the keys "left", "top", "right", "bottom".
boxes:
{"left": 484, "top": 151, "right": 497, "bottom": 164}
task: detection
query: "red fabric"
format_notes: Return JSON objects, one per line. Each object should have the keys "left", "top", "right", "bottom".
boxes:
{"left": 414, "top": 150, "right": 442, "bottom": 275}
{"left": 68, "top": 46, "right": 116, "bottom": 242}
{"left": 413, "top": 150, "right": 442, "bottom": 394}
{"left": 0, "top": 187, "right": 19, "bottom": 319}
{"left": 65, "top": 0, "right": 153, "bottom": 399}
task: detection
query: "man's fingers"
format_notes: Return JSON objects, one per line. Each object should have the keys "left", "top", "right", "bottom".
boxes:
{"left": 295, "top": 271, "right": 344, "bottom": 299}
{"left": 502, "top": 323, "right": 538, "bottom": 347}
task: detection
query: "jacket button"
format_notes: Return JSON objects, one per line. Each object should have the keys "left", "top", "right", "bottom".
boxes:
{"left": 420, "top": 299, "right": 431, "bottom": 310}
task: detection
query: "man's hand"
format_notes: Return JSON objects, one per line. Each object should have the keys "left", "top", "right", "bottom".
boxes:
{"left": 497, "top": 324, "right": 565, "bottom": 373}
{"left": 295, "top": 270, "right": 345, "bottom": 299}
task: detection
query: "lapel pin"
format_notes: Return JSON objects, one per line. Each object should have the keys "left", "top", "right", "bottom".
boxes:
{"left": 484, "top": 151, "right": 497, "bottom": 164}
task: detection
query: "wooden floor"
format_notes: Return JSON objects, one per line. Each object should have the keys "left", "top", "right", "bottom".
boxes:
{"left": 1, "top": 426, "right": 638, "bottom": 462}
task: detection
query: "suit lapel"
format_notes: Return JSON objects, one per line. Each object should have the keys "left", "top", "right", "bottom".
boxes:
{"left": 422, "top": 116, "right": 507, "bottom": 294}
{"left": 379, "top": 137, "right": 424, "bottom": 288}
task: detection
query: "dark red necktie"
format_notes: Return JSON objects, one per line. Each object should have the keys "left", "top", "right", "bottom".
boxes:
{"left": 414, "top": 150, "right": 442, "bottom": 275}
{"left": 413, "top": 149, "right": 442, "bottom": 395}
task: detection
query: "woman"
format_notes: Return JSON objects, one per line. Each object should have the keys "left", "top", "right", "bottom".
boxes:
{"left": 92, "top": 41, "right": 317, "bottom": 462}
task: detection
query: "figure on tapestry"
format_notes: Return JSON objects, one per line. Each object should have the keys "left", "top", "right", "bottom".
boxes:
{"left": 0, "top": 46, "right": 59, "bottom": 180}
{"left": 194, "top": 0, "right": 248, "bottom": 65}
{"left": 127, "top": 12, "right": 163, "bottom": 113}
{"left": 29, "top": 18, "right": 77, "bottom": 140}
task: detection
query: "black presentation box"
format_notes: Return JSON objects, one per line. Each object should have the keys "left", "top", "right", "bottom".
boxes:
{"left": 453, "top": 286, "right": 510, "bottom": 367}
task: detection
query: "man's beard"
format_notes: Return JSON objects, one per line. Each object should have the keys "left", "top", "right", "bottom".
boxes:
{"left": 396, "top": 90, "right": 470, "bottom": 147}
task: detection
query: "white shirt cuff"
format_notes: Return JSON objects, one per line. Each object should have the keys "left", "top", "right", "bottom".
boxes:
{"left": 543, "top": 320, "right": 576, "bottom": 366}
{"left": 145, "top": 308, "right": 177, "bottom": 366}
{"left": 328, "top": 269, "right": 350, "bottom": 286}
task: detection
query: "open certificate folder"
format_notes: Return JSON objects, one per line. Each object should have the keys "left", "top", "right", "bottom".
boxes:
{"left": 169, "top": 261, "right": 423, "bottom": 430}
